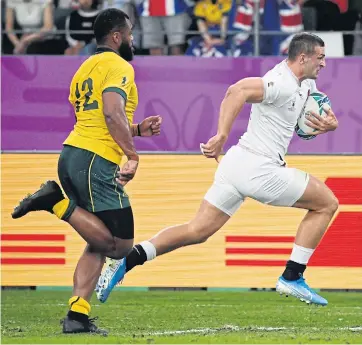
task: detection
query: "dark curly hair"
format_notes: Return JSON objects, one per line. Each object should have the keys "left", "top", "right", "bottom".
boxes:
{"left": 93, "top": 8, "right": 130, "bottom": 44}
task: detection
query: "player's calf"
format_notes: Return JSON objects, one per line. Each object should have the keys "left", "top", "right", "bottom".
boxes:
{"left": 185, "top": 222, "right": 213, "bottom": 245}
{"left": 275, "top": 177, "right": 338, "bottom": 306}
{"left": 96, "top": 201, "right": 230, "bottom": 303}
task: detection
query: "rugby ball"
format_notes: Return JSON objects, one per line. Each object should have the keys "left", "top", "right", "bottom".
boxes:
{"left": 295, "top": 92, "right": 331, "bottom": 140}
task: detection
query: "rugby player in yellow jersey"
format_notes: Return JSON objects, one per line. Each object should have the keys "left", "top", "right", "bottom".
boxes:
{"left": 11, "top": 8, "right": 162, "bottom": 335}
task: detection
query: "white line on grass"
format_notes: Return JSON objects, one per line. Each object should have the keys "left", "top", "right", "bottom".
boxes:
{"left": 147, "top": 326, "right": 362, "bottom": 337}
{"left": 2, "top": 303, "right": 361, "bottom": 310}
{"left": 340, "top": 327, "right": 362, "bottom": 332}
{"left": 148, "top": 325, "right": 289, "bottom": 336}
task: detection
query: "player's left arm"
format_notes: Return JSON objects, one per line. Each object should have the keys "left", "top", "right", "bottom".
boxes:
{"left": 131, "top": 116, "right": 163, "bottom": 137}
{"left": 305, "top": 107, "right": 338, "bottom": 135}
{"left": 305, "top": 80, "right": 338, "bottom": 134}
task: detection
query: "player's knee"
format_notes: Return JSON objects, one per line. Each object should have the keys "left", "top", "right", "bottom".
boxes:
{"left": 319, "top": 193, "right": 339, "bottom": 216}
{"left": 103, "top": 237, "right": 117, "bottom": 253}
{"left": 328, "top": 194, "right": 339, "bottom": 214}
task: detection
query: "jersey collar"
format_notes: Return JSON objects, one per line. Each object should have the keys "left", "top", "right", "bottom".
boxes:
{"left": 282, "top": 59, "right": 301, "bottom": 86}
{"left": 95, "top": 46, "right": 119, "bottom": 55}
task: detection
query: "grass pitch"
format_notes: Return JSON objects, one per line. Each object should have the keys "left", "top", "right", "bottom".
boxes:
{"left": 1, "top": 290, "right": 361, "bottom": 344}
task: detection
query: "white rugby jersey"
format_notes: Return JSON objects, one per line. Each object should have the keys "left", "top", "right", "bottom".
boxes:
{"left": 239, "top": 60, "right": 317, "bottom": 163}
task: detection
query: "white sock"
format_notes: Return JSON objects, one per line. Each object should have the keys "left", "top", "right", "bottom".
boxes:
{"left": 290, "top": 244, "right": 314, "bottom": 265}
{"left": 139, "top": 241, "right": 157, "bottom": 261}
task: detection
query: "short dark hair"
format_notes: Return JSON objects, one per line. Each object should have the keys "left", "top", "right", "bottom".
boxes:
{"left": 288, "top": 33, "right": 325, "bottom": 61}
{"left": 90, "top": 0, "right": 99, "bottom": 10}
{"left": 93, "top": 9, "right": 130, "bottom": 44}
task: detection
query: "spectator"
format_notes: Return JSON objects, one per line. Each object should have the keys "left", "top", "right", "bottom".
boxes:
{"left": 55, "top": 0, "right": 78, "bottom": 9}
{"left": 102, "top": 0, "right": 136, "bottom": 23}
{"left": 350, "top": 0, "right": 362, "bottom": 55}
{"left": 5, "top": 0, "right": 63, "bottom": 54}
{"left": 350, "top": 0, "right": 362, "bottom": 12}
{"left": 329, "top": 0, "right": 348, "bottom": 12}
{"left": 2, "top": 0, "right": 14, "bottom": 54}
{"left": 304, "top": 0, "right": 360, "bottom": 55}
{"left": 102, "top": 0, "right": 142, "bottom": 52}
{"left": 303, "top": 0, "right": 340, "bottom": 31}
{"left": 353, "top": 15, "right": 362, "bottom": 55}
{"left": 137, "top": 0, "right": 191, "bottom": 55}
{"left": 232, "top": 0, "right": 304, "bottom": 56}
{"left": 185, "top": 0, "right": 232, "bottom": 57}
{"left": 64, "top": 0, "right": 99, "bottom": 55}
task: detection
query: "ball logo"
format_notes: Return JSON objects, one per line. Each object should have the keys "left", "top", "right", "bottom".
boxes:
{"left": 314, "top": 94, "right": 331, "bottom": 113}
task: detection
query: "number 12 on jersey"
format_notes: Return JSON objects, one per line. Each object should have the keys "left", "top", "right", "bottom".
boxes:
{"left": 75, "top": 78, "right": 99, "bottom": 112}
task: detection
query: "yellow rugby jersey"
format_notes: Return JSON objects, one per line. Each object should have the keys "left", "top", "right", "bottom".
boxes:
{"left": 64, "top": 47, "right": 138, "bottom": 165}
{"left": 194, "top": 0, "right": 232, "bottom": 26}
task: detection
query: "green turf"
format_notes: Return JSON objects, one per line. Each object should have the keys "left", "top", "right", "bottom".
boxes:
{"left": 1, "top": 291, "right": 361, "bottom": 344}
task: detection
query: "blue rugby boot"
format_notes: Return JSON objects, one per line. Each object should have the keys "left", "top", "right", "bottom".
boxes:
{"left": 276, "top": 275, "right": 328, "bottom": 306}
{"left": 95, "top": 258, "right": 126, "bottom": 303}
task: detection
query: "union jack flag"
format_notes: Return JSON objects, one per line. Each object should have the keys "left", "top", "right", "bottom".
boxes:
{"left": 233, "top": 0, "right": 303, "bottom": 55}
{"left": 138, "top": 0, "right": 189, "bottom": 17}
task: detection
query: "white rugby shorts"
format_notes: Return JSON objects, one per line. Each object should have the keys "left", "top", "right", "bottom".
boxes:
{"left": 204, "top": 145, "right": 309, "bottom": 216}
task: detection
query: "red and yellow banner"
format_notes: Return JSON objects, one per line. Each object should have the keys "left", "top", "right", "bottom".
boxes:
{"left": 1, "top": 154, "right": 361, "bottom": 288}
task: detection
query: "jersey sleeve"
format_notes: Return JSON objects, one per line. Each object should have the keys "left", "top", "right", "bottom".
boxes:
{"left": 262, "top": 76, "right": 281, "bottom": 104}
{"left": 102, "top": 64, "right": 135, "bottom": 103}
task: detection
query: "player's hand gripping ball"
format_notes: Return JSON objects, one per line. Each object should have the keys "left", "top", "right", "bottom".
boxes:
{"left": 295, "top": 92, "right": 332, "bottom": 140}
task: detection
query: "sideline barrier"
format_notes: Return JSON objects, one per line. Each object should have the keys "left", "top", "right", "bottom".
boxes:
{"left": 2, "top": 154, "right": 361, "bottom": 288}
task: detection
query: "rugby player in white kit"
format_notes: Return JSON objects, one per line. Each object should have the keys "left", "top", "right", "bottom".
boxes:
{"left": 96, "top": 33, "right": 339, "bottom": 306}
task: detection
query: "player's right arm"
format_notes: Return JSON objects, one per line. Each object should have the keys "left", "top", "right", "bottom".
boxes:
{"left": 201, "top": 77, "right": 269, "bottom": 161}
{"left": 103, "top": 92, "right": 138, "bottom": 161}
{"left": 102, "top": 64, "right": 138, "bottom": 161}
{"left": 102, "top": 64, "right": 139, "bottom": 185}
{"left": 217, "top": 77, "right": 265, "bottom": 140}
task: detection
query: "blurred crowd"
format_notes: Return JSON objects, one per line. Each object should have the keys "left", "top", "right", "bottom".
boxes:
{"left": 2, "top": 0, "right": 362, "bottom": 56}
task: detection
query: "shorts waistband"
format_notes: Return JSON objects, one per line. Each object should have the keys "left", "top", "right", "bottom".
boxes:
{"left": 237, "top": 143, "right": 286, "bottom": 167}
